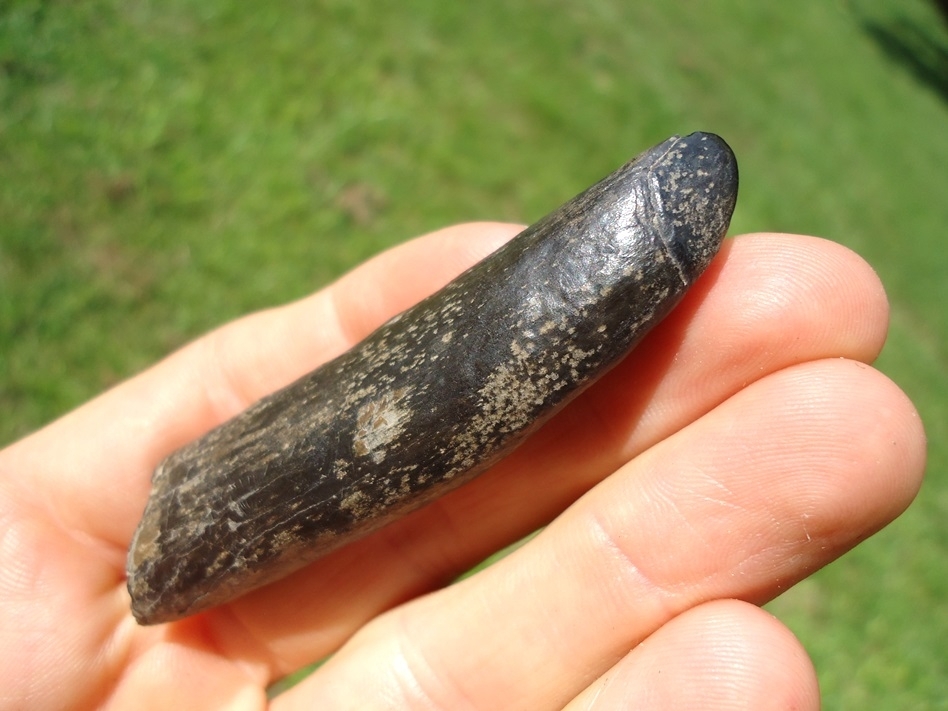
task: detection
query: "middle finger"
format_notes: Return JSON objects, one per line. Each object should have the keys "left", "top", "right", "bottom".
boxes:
{"left": 281, "top": 358, "right": 920, "bottom": 709}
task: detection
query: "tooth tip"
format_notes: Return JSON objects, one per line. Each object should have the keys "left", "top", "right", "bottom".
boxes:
{"left": 650, "top": 132, "right": 739, "bottom": 281}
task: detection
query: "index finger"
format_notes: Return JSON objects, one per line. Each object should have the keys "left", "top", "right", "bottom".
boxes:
{"left": 225, "top": 232, "right": 892, "bottom": 673}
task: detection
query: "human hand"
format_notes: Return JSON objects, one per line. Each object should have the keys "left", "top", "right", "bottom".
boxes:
{"left": 0, "top": 223, "right": 925, "bottom": 709}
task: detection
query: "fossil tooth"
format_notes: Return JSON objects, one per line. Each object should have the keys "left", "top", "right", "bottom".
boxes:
{"left": 127, "top": 132, "right": 739, "bottom": 625}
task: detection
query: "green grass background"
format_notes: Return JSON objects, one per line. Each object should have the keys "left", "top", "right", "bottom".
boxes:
{"left": 2, "top": 0, "right": 946, "bottom": 705}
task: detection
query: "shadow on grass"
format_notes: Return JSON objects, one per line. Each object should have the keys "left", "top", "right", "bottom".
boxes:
{"left": 857, "top": 4, "right": 948, "bottom": 103}
{"left": 0, "top": 1, "right": 53, "bottom": 88}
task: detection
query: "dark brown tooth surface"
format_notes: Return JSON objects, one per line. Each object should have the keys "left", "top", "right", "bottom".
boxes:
{"left": 127, "top": 132, "right": 739, "bottom": 625}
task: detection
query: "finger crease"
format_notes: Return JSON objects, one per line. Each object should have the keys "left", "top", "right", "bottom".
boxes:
{"left": 390, "top": 611, "right": 480, "bottom": 711}
{"left": 585, "top": 508, "right": 682, "bottom": 631}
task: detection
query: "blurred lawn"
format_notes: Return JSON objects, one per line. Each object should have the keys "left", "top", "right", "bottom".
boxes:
{"left": 2, "top": 0, "right": 946, "bottom": 706}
